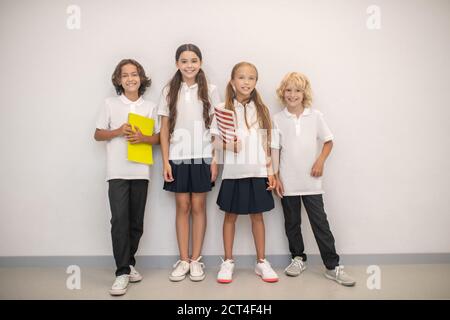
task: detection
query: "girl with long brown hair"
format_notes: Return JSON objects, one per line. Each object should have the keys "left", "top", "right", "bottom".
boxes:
{"left": 210, "top": 62, "right": 278, "bottom": 283}
{"left": 157, "top": 44, "right": 221, "bottom": 282}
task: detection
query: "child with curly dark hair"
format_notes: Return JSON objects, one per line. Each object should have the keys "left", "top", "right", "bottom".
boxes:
{"left": 94, "top": 59, "right": 160, "bottom": 296}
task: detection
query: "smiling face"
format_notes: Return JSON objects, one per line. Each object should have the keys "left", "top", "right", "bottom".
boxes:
{"left": 231, "top": 64, "right": 257, "bottom": 102}
{"left": 120, "top": 63, "right": 141, "bottom": 96}
{"left": 283, "top": 83, "right": 304, "bottom": 109}
{"left": 176, "top": 50, "right": 202, "bottom": 84}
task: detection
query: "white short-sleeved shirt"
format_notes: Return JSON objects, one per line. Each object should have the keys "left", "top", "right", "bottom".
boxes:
{"left": 96, "top": 94, "right": 160, "bottom": 181}
{"left": 210, "top": 100, "right": 270, "bottom": 180}
{"left": 271, "top": 107, "right": 333, "bottom": 195}
{"left": 157, "top": 82, "right": 221, "bottom": 160}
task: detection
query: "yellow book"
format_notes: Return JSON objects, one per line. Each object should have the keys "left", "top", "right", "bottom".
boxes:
{"left": 127, "top": 113, "right": 155, "bottom": 165}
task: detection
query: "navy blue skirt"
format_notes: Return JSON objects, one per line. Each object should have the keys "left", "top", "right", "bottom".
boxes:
{"left": 163, "top": 158, "right": 214, "bottom": 193}
{"left": 217, "top": 177, "right": 274, "bottom": 214}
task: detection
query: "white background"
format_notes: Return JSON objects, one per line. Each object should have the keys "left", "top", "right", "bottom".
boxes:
{"left": 0, "top": 0, "right": 449, "bottom": 257}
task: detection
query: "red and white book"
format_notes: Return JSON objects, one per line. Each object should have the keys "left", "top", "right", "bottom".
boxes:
{"left": 214, "top": 105, "right": 237, "bottom": 143}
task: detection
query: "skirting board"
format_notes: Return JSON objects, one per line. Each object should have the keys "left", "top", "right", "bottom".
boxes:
{"left": 1, "top": 254, "right": 450, "bottom": 268}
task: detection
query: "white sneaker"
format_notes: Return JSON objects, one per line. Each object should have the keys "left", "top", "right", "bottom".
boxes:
{"left": 217, "top": 258, "right": 235, "bottom": 284}
{"left": 284, "top": 256, "right": 307, "bottom": 277}
{"left": 169, "top": 260, "right": 190, "bottom": 282}
{"left": 324, "top": 266, "right": 356, "bottom": 286}
{"left": 255, "top": 259, "right": 279, "bottom": 283}
{"left": 129, "top": 265, "right": 143, "bottom": 283}
{"left": 189, "top": 256, "right": 206, "bottom": 281}
{"left": 109, "top": 274, "right": 129, "bottom": 296}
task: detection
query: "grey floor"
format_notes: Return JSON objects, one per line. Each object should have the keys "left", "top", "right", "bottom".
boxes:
{"left": 1, "top": 264, "right": 449, "bottom": 300}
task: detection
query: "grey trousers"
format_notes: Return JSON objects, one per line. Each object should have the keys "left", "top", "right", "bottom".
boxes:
{"left": 281, "top": 194, "right": 339, "bottom": 270}
{"left": 108, "top": 179, "right": 148, "bottom": 276}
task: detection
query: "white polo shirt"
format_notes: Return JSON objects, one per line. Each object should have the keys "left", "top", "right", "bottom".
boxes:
{"left": 96, "top": 94, "right": 160, "bottom": 181}
{"left": 157, "top": 82, "right": 221, "bottom": 160}
{"left": 271, "top": 107, "right": 334, "bottom": 195}
{"left": 210, "top": 100, "right": 269, "bottom": 180}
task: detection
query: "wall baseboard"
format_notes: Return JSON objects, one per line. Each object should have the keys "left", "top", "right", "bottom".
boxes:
{"left": 1, "top": 253, "right": 450, "bottom": 268}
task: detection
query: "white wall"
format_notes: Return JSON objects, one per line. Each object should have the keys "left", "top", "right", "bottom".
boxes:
{"left": 1, "top": 0, "right": 449, "bottom": 257}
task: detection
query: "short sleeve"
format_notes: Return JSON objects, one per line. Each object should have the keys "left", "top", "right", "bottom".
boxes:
{"left": 157, "top": 87, "right": 170, "bottom": 117}
{"left": 209, "top": 84, "right": 221, "bottom": 115}
{"left": 317, "top": 112, "right": 334, "bottom": 142}
{"left": 150, "top": 105, "right": 160, "bottom": 134}
{"left": 271, "top": 119, "right": 281, "bottom": 149}
{"left": 95, "top": 99, "right": 110, "bottom": 130}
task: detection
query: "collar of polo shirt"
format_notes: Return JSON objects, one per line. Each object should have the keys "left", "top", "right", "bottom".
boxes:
{"left": 283, "top": 106, "right": 311, "bottom": 118}
{"left": 181, "top": 82, "right": 198, "bottom": 90}
{"left": 234, "top": 99, "right": 255, "bottom": 109}
{"left": 120, "top": 94, "right": 144, "bottom": 106}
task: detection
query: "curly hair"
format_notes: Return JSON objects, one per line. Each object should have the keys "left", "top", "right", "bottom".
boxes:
{"left": 111, "top": 59, "right": 151, "bottom": 97}
{"left": 276, "top": 72, "right": 313, "bottom": 107}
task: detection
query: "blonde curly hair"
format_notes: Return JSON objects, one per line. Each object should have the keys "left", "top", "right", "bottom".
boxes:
{"left": 276, "top": 72, "right": 313, "bottom": 107}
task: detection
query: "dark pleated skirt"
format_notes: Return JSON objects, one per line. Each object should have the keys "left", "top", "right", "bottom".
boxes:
{"left": 217, "top": 177, "right": 274, "bottom": 214}
{"left": 163, "top": 158, "right": 214, "bottom": 193}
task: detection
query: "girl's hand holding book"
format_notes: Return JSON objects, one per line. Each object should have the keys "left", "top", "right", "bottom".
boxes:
{"left": 230, "top": 139, "right": 242, "bottom": 153}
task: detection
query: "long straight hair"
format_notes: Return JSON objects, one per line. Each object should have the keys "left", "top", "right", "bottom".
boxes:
{"left": 166, "top": 44, "right": 211, "bottom": 135}
{"left": 225, "top": 62, "right": 272, "bottom": 153}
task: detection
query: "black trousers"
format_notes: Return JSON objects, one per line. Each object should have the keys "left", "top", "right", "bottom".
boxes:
{"left": 108, "top": 179, "right": 148, "bottom": 276}
{"left": 281, "top": 194, "right": 339, "bottom": 270}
